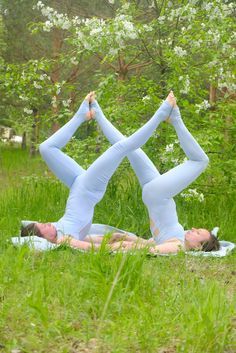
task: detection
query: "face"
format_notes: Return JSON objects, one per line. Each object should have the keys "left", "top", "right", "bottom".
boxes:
{"left": 36, "top": 223, "right": 57, "bottom": 242}
{"left": 185, "top": 228, "right": 211, "bottom": 250}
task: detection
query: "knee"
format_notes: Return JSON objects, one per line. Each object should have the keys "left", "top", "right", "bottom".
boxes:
{"left": 39, "top": 141, "right": 49, "bottom": 157}
{"left": 201, "top": 154, "right": 209, "bottom": 169}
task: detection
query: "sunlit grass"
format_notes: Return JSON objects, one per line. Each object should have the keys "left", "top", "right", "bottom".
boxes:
{"left": 0, "top": 146, "right": 235, "bottom": 353}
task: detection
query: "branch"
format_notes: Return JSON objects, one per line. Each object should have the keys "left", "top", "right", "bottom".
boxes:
{"left": 171, "top": 15, "right": 180, "bottom": 49}
{"left": 141, "top": 38, "right": 159, "bottom": 64}
{"left": 95, "top": 53, "right": 117, "bottom": 71}
{"left": 128, "top": 61, "right": 152, "bottom": 71}
{"left": 125, "top": 52, "right": 143, "bottom": 69}
{"left": 65, "top": 66, "right": 80, "bottom": 84}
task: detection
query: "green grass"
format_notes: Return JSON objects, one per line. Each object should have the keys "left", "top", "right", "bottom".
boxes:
{"left": 0, "top": 146, "right": 235, "bottom": 353}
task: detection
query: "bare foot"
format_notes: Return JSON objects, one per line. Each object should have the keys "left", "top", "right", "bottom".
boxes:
{"left": 166, "top": 90, "right": 177, "bottom": 108}
{"left": 88, "top": 91, "right": 96, "bottom": 119}
{"left": 85, "top": 92, "right": 95, "bottom": 120}
{"left": 166, "top": 90, "right": 177, "bottom": 123}
{"left": 89, "top": 91, "right": 96, "bottom": 104}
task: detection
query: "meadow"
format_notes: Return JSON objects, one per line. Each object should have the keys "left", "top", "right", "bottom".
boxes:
{"left": 0, "top": 145, "right": 235, "bottom": 353}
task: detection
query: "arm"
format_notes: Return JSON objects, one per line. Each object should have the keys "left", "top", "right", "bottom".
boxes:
{"left": 120, "top": 238, "right": 184, "bottom": 254}
{"left": 57, "top": 236, "right": 100, "bottom": 250}
{"left": 83, "top": 233, "right": 139, "bottom": 244}
{"left": 149, "top": 240, "right": 184, "bottom": 254}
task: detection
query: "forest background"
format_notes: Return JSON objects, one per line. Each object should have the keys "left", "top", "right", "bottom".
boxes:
{"left": 0, "top": 0, "right": 235, "bottom": 196}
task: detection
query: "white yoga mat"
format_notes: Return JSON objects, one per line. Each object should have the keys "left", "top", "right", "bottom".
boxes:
{"left": 12, "top": 227, "right": 235, "bottom": 257}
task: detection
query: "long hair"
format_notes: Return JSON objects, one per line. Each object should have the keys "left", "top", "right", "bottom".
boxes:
{"left": 21, "top": 223, "right": 42, "bottom": 237}
{"left": 202, "top": 232, "right": 220, "bottom": 252}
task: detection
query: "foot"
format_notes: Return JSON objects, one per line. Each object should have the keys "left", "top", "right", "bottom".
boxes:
{"left": 84, "top": 92, "right": 95, "bottom": 120}
{"left": 88, "top": 91, "right": 96, "bottom": 104}
{"left": 165, "top": 91, "right": 178, "bottom": 123}
{"left": 166, "top": 90, "right": 177, "bottom": 108}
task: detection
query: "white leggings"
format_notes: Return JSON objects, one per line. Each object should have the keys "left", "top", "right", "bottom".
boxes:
{"left": 39, "top": 99, "right": 173, "bottom": 239}
{"left": 92, "top": 100, "right": 209, "bottom": 243}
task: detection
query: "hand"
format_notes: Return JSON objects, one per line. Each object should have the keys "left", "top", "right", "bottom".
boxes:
{"left": 108, "top": 232, "right": 129, "bottom": 244}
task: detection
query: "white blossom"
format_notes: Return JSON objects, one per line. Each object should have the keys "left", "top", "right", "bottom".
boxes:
{"left": 174, "top": 46, "right": 187, "bottom": 57}
{"left": 33, "top": 81, "right": 42, "bottom": 89}
{"left": 109, "top": 48, "right": 118, "bottom": 56}
{"left": 19, "top": 95, "right": 29, "bottom": 101}
{"left": 70, "top": 57, "right": 78, "bottom": 65}
{"left": 158, "top": 16, "right": 166, "bottom": 25}
{"left": 181, "top": 188, "right": 205, "bottom": 202}
{"left": 180, "top": 75, "right": 190, "bottom": 94}
{"left": 62, "top": 98, "right": 72, "bottom": 107}
{"left": 24, "top": 108, "right": 33, "bottom": 115}
{"left": 148, "top": 1, "right": 155, "bottom": 8}
{"left": 36, "top": 1, "right": 43, "bottom": 9}
{"left": 165, "top": 143, "right": 174, "bottom": 152}
{"left": 142, "top": 95, "right": 151, "bottom": 102}
{"left": 195, "top": 100, "right": 211, "bottom": 113}
{"left": 39, "top": 74, "right": 49, "bottom": 80}
{"left": 171, "top": 158, "right": 179, "bottom": 165}
{"left": 122, "top": 3, "right": 130, "bottom": 10}
{"left": 51, "top": 96, "right": 57, "bottom": 108}
{"left": 90, "top": 27, "right": 103, "bottom": 36}
{"left": 143, "top": 24, "right": 153, "bottom": 32}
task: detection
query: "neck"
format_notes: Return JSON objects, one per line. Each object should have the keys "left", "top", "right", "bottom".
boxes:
{"left": 184, "top": 238, "right": 191, "bottom": 251}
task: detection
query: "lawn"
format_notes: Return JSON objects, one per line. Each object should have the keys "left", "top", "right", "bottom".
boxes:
{"left": 0, "top": 146, "right": 235, "bottom": 353}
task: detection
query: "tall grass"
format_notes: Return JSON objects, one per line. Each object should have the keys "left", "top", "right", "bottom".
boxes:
{"left": 0, "top": 146, "right": 235, "bottom": 353}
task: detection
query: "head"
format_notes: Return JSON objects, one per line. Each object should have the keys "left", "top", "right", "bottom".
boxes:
{"left": 185, "top": 228, "right": 220, "bottom": 252}
{"left": 21, "top": 222, "right": 57, "bottom": 243}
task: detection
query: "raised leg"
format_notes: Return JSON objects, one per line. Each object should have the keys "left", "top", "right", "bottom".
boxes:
{"left": 82, "top": 99, "right": 173, "bottom": 195}
{"left": 39, "top": 100, "right": 89, "bottom": 188}
{"left": 92, "top": 100, "right": 160, "bottom": 187}
{"left": 144, "top": 106, "right": 209, "bottom": 200}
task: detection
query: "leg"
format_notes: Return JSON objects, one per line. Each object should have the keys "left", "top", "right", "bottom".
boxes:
{"left": 83, "top": 99, "right": 173, "bottom": 194}
{"left": 92, "top": 100, "right": 160, "bottom": 187}
{"left": 145, "top": 106, "right": 209, "bottom": 200}
{"left": 39, "top": 100, "right": 89, "bottom": 188}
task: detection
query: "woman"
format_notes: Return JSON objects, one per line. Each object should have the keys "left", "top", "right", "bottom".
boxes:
{"left": 21, "top": 91, "right": 175, "bottom": 251}
{"left": 88, "top": 91, "right": 220, "bottom": 254}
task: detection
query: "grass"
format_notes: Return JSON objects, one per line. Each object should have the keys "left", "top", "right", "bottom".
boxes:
{"left": 0, "top": 145, "right": 235, "bottom": 353}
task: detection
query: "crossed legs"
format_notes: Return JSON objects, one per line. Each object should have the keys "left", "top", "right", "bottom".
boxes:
{"left": 90, "top": 93, "right": 209, "bottom": 249}
{"left": 37, "top": 93, "right": 173, "bottom": 247}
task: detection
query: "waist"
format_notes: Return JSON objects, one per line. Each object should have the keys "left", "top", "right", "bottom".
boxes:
{"left": 152, "top": 224, "right": 185, "bottom": 245}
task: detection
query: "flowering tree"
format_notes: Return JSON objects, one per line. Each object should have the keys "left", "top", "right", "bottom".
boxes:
{"left": 0, "top": 0, "right": 235, "bottom": 193}
{"left": 32, "top": 0, "right": 235, "bottom": 96}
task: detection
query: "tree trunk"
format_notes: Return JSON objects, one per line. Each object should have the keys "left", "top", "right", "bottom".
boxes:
{"left": 209, "top": 84, "right": 217, "bottom": 104}
{"left": 21, "top": 131, "right": 26, "bottom": 149}
{"left": 30, "top": 108, "right": 38, "bottom": 157}
{"left": 50, "top": 28, "right": 63, "bottom": 133}
{"left": 117, "top": 54, "right": 128, "bottom": 81}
